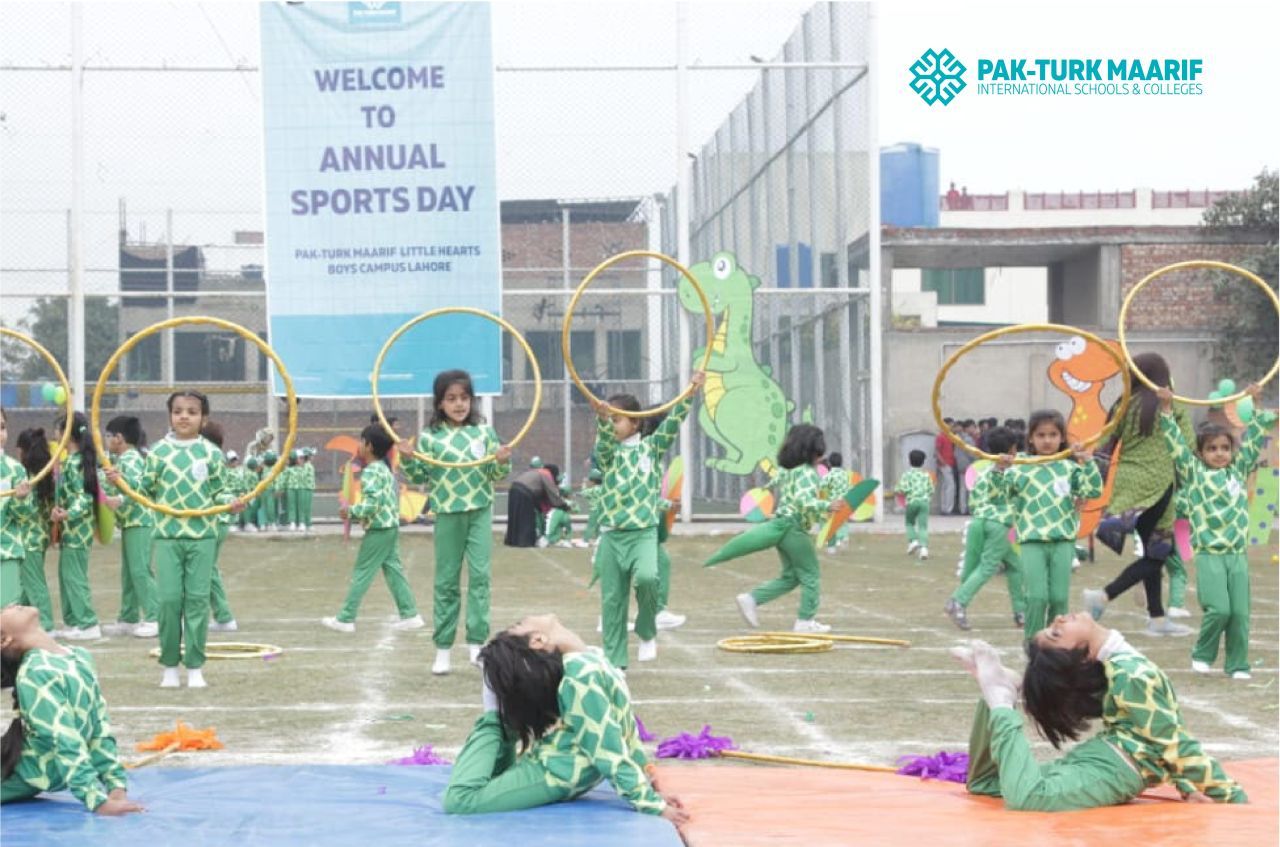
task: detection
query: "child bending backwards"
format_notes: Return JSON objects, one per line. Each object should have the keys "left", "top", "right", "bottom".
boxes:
{"left": 324, "top": 425, "right": 424, "bottom": 636}
{"left": 954, "top": 610, "right": 1246, "bottom": 810}
{"left": 1, "top": 604, "right": 142, "bottom": 814}
{"left": 993, "top": 410, "right": 1101, "bottom": 640}
{"left": 445, "top": 613, "right": 687, "bottom": 829}
{"left": 591, "top": 374, "right": 701, "bottom": 668}
{"left": 945, "top": 427, "right": 1026, "bottom": 631}
{"left": 399, "top": 369, "right": 511, "bottom": 675}
{"left": 712, "top": 424, "right": 839, "bottom": 634}
{"left": 895, "top": 449, "right": 934, "bottom": 561}
{"left": 1158, "top": 384, "right": 1274, "bottom": 679}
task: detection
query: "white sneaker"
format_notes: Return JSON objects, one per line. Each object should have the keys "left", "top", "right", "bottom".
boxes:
{"left": 918, "top": 547, "right": 929, "bottom": 561}
{"left": 322, "top": 616, "right": 355, "bottom": 633}
{"left": 432, "top": 649, "right": 452, "bottom": 675}
{"left": 536, "top": 537, "right": 549, "bottom": 548}
{"left": 161, "top": 667, "right": 181, "bottom": 688}
{"left": 654, "top": 609, "right": 687, "bottom": 630}
{"left": 208, "top": 620, "right": 238, "bottom": 633}
{"left": 1166, "top": 606, "right": 1192, "bottom": 619}
{"left": 132, "top": 621, "right": 159, "bottom": 638}
{"left": 735, "top": 593, "right": 760, "bottom": 628}
{"left": 1082, "top": 588, "right": 1108, "bottom": 621}
{"left": 65, "top": 625, "right": 102, "bottom": 641}
{"left": 793, "top": 618, "right": 832, "bottom": 634}
{"left": 186, "top": 668, "right": 207, "bottom": 689}
{"left": 637, "top": 638, "right": 658, "bottom": 662}
{"left": 245, "top": 524, "right": 259, "bottom": 533}
{"left": 1191, "top": 660, "right": 1213, "bottom": 674}
{"left": 102, "top": 621, "right": 136, "bottom": 636}
{"left": 229, "top": 525, "right": 240, "bottom": 533}
{"left": 555, "top": 540, "right": 573, "bottom": 548}
{"left": 571, "top": 539, "right": 590, "bottom": 548}
{"left": 1231, "top": 671, "right": 1253, "bottom": 680}
{"left": 391, "top": 614, "right": 426, "bottom": 631}
{"left": 468, "top": 644, "right": 482, "bottom": 666}
{"left": 1145, "top": 617, "right": 1193, "bottom": 637}
{"left": 906, "top": 541, "right": 920, "bottom": 555}
{"left": 825, "top": 546, "right": 838, "bottom": 556}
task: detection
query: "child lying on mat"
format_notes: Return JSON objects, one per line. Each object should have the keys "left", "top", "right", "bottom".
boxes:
{"left": 444, "top": 613, "right": 688, "bottom": 827}
{"left": 1, "top": 604, "right": 142, "bottom": 814}
{"left": 954, "top": 613, "right": 1246, "bottom": 811}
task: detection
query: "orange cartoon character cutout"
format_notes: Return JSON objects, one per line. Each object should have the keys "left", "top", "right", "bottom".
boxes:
{"left": 1046, "top": 335, "right": 1124, "bottom": 539}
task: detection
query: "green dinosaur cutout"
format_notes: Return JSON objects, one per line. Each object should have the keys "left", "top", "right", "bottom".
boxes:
{"left": 678, "top": 251, "right": 794, "bottom": 476}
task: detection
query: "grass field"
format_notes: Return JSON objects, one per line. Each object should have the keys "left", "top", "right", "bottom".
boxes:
{"left": 70, "top": 524, "right": 1279, "bottom": 771}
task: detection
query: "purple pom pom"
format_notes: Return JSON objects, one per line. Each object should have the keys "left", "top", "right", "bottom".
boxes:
{"left": 655, "top": 725, "right": 736, "bottom": 759}
{"left": 635, "top": 715, "right": 656, "bottom": 742}
{"left": 387, "top": 745, "right": 452, "bottom": 766}
{"left": 895, "top": 750, "right": 969, "bottom": 783}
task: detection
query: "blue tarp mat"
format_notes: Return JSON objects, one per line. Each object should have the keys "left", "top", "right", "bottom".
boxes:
{"left": 0, "top": 765, "right": 683, "bottom": 847}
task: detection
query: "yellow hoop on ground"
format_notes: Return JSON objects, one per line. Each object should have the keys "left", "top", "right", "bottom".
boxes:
{"left": 371, "top": 307, "right": 541, "bottom": 468}
{"left": 719, "top": 750, "right": 899, "bottom": 773}
{"left": 932, "top": 323, "right": 1131, "bottom": 464}
{"left": 717, "top": 634, "right": 833, "bottom": 654}
{"left": 0, "top": 328, "right": 73, "bottom": 497}
{"left": 91, "top": 316, "right": 298, "bottom": 518}
{"left": 757, "top": 631, "right": 911, "bottom": 648}
{"left": 125, "top": 742, "right": 180, "bottom": 770}
{"left": 563, "top": 250, "right": 714, "bottom": 417}
{"left": 1118, "top": 260, "right": 1279, "bottom": 406}
{"left": 147, "top": 641, "right": 284, "bottom": 660}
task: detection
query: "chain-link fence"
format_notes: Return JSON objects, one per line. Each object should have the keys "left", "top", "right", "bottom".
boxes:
{"left": 1, "top": 2, "right": 875, "bottom": 518}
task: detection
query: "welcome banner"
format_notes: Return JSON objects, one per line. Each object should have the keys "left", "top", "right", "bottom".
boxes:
{"left": 261, "top": 2, "right": 501, "bottom": 396}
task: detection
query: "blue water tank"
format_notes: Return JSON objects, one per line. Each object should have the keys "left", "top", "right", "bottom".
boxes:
{"left": 881, "top": 143, "right": 939, "bottom": 227}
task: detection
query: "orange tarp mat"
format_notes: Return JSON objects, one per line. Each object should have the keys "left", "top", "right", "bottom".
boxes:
{"left": 656, "top": 758, "right": 1278, "bottom": 847}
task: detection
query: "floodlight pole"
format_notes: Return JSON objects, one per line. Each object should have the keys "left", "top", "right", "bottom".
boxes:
{"left": 69, "top": 3, "right": 86, "bottom": 408}
{"left": 675, "top": 3, "right": 693, "bottom": 526}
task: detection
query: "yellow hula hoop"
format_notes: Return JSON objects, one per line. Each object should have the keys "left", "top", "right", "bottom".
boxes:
{"left": 1118, "top": 260, "right": 1279, "bottom": 406}
{"left": 0, "top": 329, "right": 74, "bottom": 497}
{"left": 932, "top": 323, "right": 1132, "bottom": 464}
{"left": 717, "top": 634, "right": 833, "bottom": 654}
{"left": 719, "top": 750, "right": 900, "bottom": 773}
{"left": 91, "top": 316, "right": 298, "bottom": 518}
{"left": 371, "top": 307, "right": 541, "bottom": 469}
{"left": 757, "top": 631, "right": 911, "bottom": 648}
{"left": 563, "top": 250, "right": 714, "bottom": 418}
{"left": 147, "top": 641, "right": 284, "bottom": 660}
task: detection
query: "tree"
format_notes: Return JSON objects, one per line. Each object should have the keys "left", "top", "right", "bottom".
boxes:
{"left": 1, "top": 297, "right": 120, "bottom": 383}
{"left": 1201, "top": 169, "right": 1278, "bottom": 387}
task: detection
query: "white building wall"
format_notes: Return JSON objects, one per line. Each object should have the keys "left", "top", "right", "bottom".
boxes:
{"left": 893, "top": 266, "right": 1047, "bottom": 325}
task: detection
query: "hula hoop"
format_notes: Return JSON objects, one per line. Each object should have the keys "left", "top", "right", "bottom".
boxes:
{"left": 148, "top": 641, "right": 284, "bottom": 660}
{"left": 719, "top": 750, "right": 899, "bottom": 773}
{"left": 717, "top": 634, "right": 833, "bottom": 654}
{"left": 1118, "top": 260, "right": 1279, "bottom": 406}
{"left": 932, "top": 323, "right": 1132, "bottom": 464}
{"left": 92, "top": 316, "right": 298, "bottom": 518}
{"left": 371, "top": 307, "right": 541, "bottom": 468}
{"left": 0, "top": 328, "right": 73, "bottom": 497}
{"left": 563, "top": 250, "right": 714, "bottom": 417}
{"left": 757, "top": 631, "right": 911, "bottom": 648}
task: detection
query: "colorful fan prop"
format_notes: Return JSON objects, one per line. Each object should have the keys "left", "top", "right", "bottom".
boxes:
{"left": 816, "top": 478, "right": 880, "bottom": 548}
{"left": 739, "top": 487, "right": 774, "bottom": 523}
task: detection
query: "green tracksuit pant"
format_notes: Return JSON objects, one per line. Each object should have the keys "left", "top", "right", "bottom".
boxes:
{"left": 119, "top": 525, "right": 157, "bottom": 624}
{"left": 1192, "top": 552, "right": 1251, "bottom": 675}
{"left": 299, "top": 489, "right": 313, "bottom": 528}
{"left": 905, "top": 502, "right": 929, "bottom": 547}
{"left": 544, "top": 508, "right": 571, "bottom": 544}
{"left": 155, "top": 537, "right": 217, "bottom": 669}
{"left": 1020, "top": 539, "right": 1075, "bottom": 640}
{"left": 285, "top": 489, "right": 299, "bottom": 526}
{"left": 0, "top": 558, "right": 21, "bottom": 609}
{"left": 57, "top": 545, "right": 97, "bottom": 629}
{"left": 749, "top": 518, "right": 821, "bottom": 621}
{"left": 444, "top": 712, "right": 576, "bottom": 814}
{"left": 19, "top": 547, "right": 54, "bottom": 630}
{"left": 598, "top": 527, "right": 659, "bottom": 669}
{"left": 337, "top": 527, "right": 419, "bottom": 624}
{"left": 953, "top": 519, "right": 1025, "bottom": 615}
{"left": 966, "top": 700, "right": 1144, "bottom": 810}
{"left": 209, "top": 523, "right": 234, "bottom": 624}
{"left": 1165, "top": 551, "right": 1188, "bottom": 609}
{"left": 432, "top": 506, "right": 492, "bottom": 648}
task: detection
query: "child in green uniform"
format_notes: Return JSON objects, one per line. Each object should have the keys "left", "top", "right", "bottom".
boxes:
{"left": 0, "top": 604, "right": 143, "bottom": 814}
{"left": 579, "top": 469, "right": 603, "bottom": 547}
{"left": 953, "top": 611, "right": 1246, "bottom": 810}
{"left": 50, "top": 412, "right": 103, "bottom": 641}
{"left": 1158, "top": 384, "right": 1273, "bottom": 679}
{"left": 820, "top": 452, "right": 852, "bottom": 555}
{"left": 0, "top": 408, "right": 28, "bottom": 607}
{"left": 445, "top": 613, "right": 687, "bottom": 828}
{"left": 224, "top": 450, "right": 249, "bottom": 533}
{"left": 993, "top": 410, "right": 1102, "bottom": 640}
{"left": 298, "top": 449, "right": 316, "bottom": 531}
{"left": 101, "top": 416, "right": 158, "bottom": 638}
{"left": 724, "top": 424, "right": 838, "bottom": 634}
{"left": 324, "top": 425, "right": 424, "bottom": 636}
{"left": 259, "top": 450, "right": 279, "bottom": 531}
{"left": 653, "top": 497, "right": 685, "bottom": 630}
{"left": 543, "top": 478, "right": 575, "bottom": 548}
{"left": 112, "top": 391, "right": 245, "bottom": 688}
{"left": 895, "top": 450, "right": 934, "bottom": 560}
{"left": 945, "top": 427, "right": 1026, "bottom": 631}
{"left": 591, "top": 373, "right": 701, "bottom": 669}
{"left": 399, "top": 370, "right": 511, "bottom": 675}
{"left": 13, "top": 428, "right": 57, "bottom": 630}
{"left": 198, "top": 421, "right": 238, "bottom": 635}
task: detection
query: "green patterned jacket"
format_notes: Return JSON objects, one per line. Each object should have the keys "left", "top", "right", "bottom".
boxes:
{"left": 7, "top": 471, "right": 51, "bottom": 552}
{"left": 532, "top": 649, "right": 664, "bottom": 814}
{"left": 349, "top": 459, "right": 399, "bottom": 529}
{"left": 138, "top": 436, "right": 228, "bottom": 540}
{"left": 11, "top": 647, "right": 127, "bottom": 811}
{"left": 55, "top": 452, "right": 94, "bottom": 549}
{"left": 894, "top": 468, "right": 934, "bottom": 507}
{"left": 968, "top": 466, "right": 1012, "bottom": 526}
{"left": 102, "top": 448, "right": 153, "bottom": 529}
{"left": 594, "top": 398, "right": 690, "bottom": 531}
{"left": 401, "top": 424, "right": 510, "bottom": 514}
{"left": 300, "top": 462, "right": 316, "bottom": 490}
{"left": 994, "top": 457, "right": 1102, "bottom": 542}
{"left": 775, "top": 465, "right": 829, "bottom": 532}
{"left": 821, "top": 467, "right": 851, "bottom": 501}
{"left": 1102, "top": 650, "right": 1246, "bottom": 802}
{"left": 1161, "top": 410, "right": 1277, "bottom": 554}
{"left": 1, "top": 453, "right": 28, "bottom": 559}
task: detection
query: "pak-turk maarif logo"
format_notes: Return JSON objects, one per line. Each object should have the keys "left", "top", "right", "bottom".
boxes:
{"left": 909, "top": 48, "right": 967, "bottom": 105}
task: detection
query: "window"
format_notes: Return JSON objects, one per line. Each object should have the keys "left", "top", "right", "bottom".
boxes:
{"left": 526, "top": 331, "right": 594, "bottom": 380}
{"left": 606, "top": 330, "right": 642, "bottom": 380}
{"left": 125, "top": 333, "right": 161, "bottom": 381}
{"left": 922, "top": 268, "right": 984, "bottom": 305}
{"left": 175, "top": 331, "right": 244, "bottom": 382}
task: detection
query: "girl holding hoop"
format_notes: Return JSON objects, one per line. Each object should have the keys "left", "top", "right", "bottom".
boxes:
{"left": 107, "top": 391, "right": 244, "bottom": 688}
{"left": 1, "top": 408, "right": 29, "bottom": 607}
{"left": 50, "top": 412, "right": 104, "bottom": 642}
{"left": 398, "top": 369, "right": 512, "bottom": 676}
{"left": 992, "top": 410, "right": 1102, "bottom": 640}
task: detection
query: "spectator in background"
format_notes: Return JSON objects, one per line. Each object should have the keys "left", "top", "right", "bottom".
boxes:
{"left": 946, "top": 181, "right": 961, "bottom": 210}
{"left": 954, "top": 420, "right": 976, "bottom": 515}
{"left": 935, "top": 418, "right": 958, "bottom": 515}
